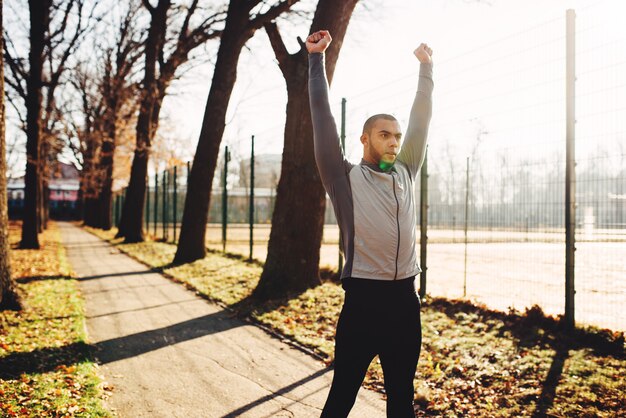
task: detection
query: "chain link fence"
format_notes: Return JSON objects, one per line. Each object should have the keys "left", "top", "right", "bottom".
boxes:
{"left": 112, "top": 6, "right": 625, "bottom": 331}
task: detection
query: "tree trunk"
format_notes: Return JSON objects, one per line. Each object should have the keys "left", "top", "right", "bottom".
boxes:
{"left": 83, "top": 197, "right": 98, "bottom": 227}
{"left": 20, "top": 0, "right": 51, "bottom": 248}
{"left": 0, "top": 0, "right": 23, "bottom": 310}
{"left": 174, "top": 7, "right": 252, "bottom": 264}
{"left": 253, "top": 67, "right": 326, "bottom": 298}
{"left": 116, "top": 147, "right": 148, "bottom": 241}
{"left": 41, "top": 178, "right": 49, "bottom": 228}
{"left": 96, "top": 97, "right": 118, "bottom": 230}
{"left": 115, "top": 0, "right": 170, "bottom": 242}
{"left": 80, "top": 130, "right": 98, "bottom": 227}
{"left": 76, "top": 178, "right": 84, "bottom": 221}
{"left": 253, "top": 0, "right": 359, "bottom": 300}
{"left": 96, "top": 157, "right": 114, "bottom": 229}
{"left": 36, "top": 177, "right": 43, "bottom": 232}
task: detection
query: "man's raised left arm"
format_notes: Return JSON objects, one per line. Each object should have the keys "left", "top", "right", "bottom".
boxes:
{"left": 397, "top": 43, "right": 434, "bottom": 179}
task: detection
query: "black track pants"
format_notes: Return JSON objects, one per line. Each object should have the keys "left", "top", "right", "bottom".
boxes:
{"left": 321, "top": 276, "right": 422, "bottom": 418}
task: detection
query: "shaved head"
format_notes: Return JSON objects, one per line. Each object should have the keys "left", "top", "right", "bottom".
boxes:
{"left": 362, "top": 114, "right": 398, "bottom": 136}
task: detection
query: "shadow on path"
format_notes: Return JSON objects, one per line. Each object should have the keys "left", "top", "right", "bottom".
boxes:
{"left": 62, "top": 242, "right": 110, "bottom": 248}
{"left": 0, "top": 309, "right": 243, "bottom": 379}
{"left": 77, "top": 269, "right": 162, "bottom": 282}
{"left": 220, "top": 367, "right": 330, "bottom": 418}
{"left": 86, "top": 299, "right": 199, "bottom": 319}
{"left": 16, "top": 275, "right": 73, "bottom": 284}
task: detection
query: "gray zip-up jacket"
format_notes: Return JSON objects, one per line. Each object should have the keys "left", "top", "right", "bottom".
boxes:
{"left": 309, "top": 52, "right": 433, "bottom": 281}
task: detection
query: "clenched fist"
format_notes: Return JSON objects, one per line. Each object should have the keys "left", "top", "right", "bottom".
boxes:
{"left": 414, "top": 43, "right": 433, "bottom": 64}
{"left": 306, "top": 30, "right": 332, "bottom": 54}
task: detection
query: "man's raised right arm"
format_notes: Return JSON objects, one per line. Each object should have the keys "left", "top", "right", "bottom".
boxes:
{"left": 307, "top": 31, "right": 347, "bottom": 187}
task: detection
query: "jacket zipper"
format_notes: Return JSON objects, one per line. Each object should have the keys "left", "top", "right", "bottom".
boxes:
{"left": 392, "top": 174, "right": 400, "bottom": 280}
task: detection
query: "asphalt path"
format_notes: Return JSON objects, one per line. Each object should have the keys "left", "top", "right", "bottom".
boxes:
{"left": 59, "top": 222, "right": 385, "bottom": 418}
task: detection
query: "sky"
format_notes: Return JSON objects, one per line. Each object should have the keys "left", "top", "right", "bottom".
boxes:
{"left": 157, "top": 0, "right": 625, "bottom": 178}
{"left": 4, "top": 0, "right": 625, "bottom": 181}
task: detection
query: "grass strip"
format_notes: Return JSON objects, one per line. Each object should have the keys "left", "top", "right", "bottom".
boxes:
{"left": 86, "top": 225, "right": 625, "bottom": 417}
{"left": 0, "top": 222, "right": 110, "bottom": 417}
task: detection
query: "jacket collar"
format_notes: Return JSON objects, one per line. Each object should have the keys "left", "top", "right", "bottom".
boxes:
{"left": 360, "top": 158, "right": 396, "bottom": 173}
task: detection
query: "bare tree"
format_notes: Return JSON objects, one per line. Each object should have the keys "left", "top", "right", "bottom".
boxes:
{"left": 252, "top": 0, "right": 360, "bottom": 299}
{"left": 0, "top": 0, "right": 23, "bottom": 310}
{"left": 62, "top": 45, "right": 138, "bottom": 226}
{"left": 69, "top": 65, "right": 105, "bottom": 226}
{"left": 87, "top": 2, "right": 142, "bottom": 229}
{"left": 15, "top": 0, "right": 50, "bottom": 248}
{"left": 174, "top": 0, "right": 299, "bottom": 264}
{"left": 4, "top": 0, "right": 94, "bottom": 247}
{"left": 115, "top": 0, "right": 226, "bottom": 242}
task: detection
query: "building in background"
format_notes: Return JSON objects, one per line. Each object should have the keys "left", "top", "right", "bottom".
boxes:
{"left": 7, "top": 162, "right": 80, "bottom": 220}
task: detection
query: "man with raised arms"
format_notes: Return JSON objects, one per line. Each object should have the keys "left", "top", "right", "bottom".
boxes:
{"left": 306, "top": 29, "right": 434, "bottom": 417}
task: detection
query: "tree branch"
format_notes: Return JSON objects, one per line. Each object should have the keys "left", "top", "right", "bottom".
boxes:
{"left": 263, "top": 21, "right": 289, "bottom": 69}
{"left": 115, "top": 3, "right": 144, "bottom": 81}
{"left": 6, "top": 94, "right": 27, "bottom": 132}
{"left": 47, "top": 0, "right": 94, "bottom": 90}
{"left": 159, "top": 8, "right": 226, "bottom": 89}
{"left": 186, "top": 11, "right": 226, "bottom": 49}
{"left": 47, "top": 0, "right": 75, "bottom": 47}
{"left": 179, "top": 0, "right": 200, "bottom": 42}
{"left": 248, "top": 0, "right": 297, "bottom": 31}
{"left": 142, "top": 0, "right": 156, "bottom": 15}
{"left": 3, "top": 34, "right": 28, "bottom": 100}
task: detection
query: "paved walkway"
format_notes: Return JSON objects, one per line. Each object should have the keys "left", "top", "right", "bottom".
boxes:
{"left": 58, "top": 222, "right": 385, "bottom": 417}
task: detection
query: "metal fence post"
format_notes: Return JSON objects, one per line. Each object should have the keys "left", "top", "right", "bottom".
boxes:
{"left": 118, "top": 193, "right": 122, "bottom": 227}
{"left": 121, "top": 189, "right": 126, "bottom": 221}
{"left": 222, "top": 146, "right": 230, "bottom": 253}
{"left": 146, "top": 175, "right": 150, "bottom": 234}
{"left": 115, "top": 194, "right": 120, "bottom": 227}
{"left": 338, "top": 97, "right": 346, "bottom": 276}
{"left": 249, "top": 136, "right": 255, "bottom": 261}
{"left": 154, "top": 171, "right": 158, "bottom": 237}
{"left": 565, "top": 9, "right": 576, "bottom": 329}
{"left": 173, "top": 166, "right": 177, "bottom": 243}
{"left": 162, "top": 169, "right": 166, "bottom": 241}
{"left": 419, "top": 146, "right": 428, "bottom": 299}
{"left": 464, "top": 156, "right": 470, "bottom": 298}
{"left": 166, "top": 168, "right": 170, "bottom": 241}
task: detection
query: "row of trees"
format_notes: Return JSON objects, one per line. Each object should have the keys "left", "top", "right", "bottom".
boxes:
{"left": 1, "top": 0, "right": 21, "bottom": 309}
{"left": 4, "top": 0, "right": 95, "bottom": 248}
{"left": 1, "top": 0, "right": 364, "bottom": 309}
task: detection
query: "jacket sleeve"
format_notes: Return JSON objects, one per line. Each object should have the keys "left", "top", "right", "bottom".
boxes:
{"left": 397, "top": 63, "right": 434, "bottom": 179}
{"left": 308, "top": 53, "right": 351, "bottom": 189}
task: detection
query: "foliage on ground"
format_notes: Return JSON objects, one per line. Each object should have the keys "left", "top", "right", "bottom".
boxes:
{"left": 0, "top": 222, "right": 110, "bottom": 417}
{"left": 86, "top": 225, "right": 625, "bottom": 417}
